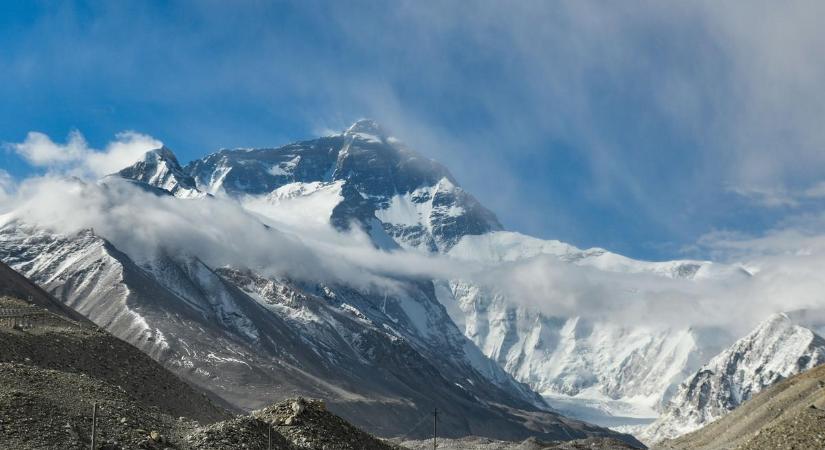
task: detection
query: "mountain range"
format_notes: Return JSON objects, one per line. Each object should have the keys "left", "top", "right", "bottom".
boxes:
{"left": 1, "top": 119, "right": 823, "bottom": 446}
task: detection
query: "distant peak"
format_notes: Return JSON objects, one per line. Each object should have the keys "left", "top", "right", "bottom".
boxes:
{"left": 146, "top": 146, "right": 181, "bottom": 167}
{"left": 345, "top": 119, "right": 386, "bottom": 137}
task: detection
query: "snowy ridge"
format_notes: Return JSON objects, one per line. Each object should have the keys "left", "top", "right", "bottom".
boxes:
{"left": 640, "top": 313, "right": 825, "bottom": 444}
{"left": 436, "top": 278, "right": 723, "bottom": 427}
{"left": 449, "top": 231, "right": 747, "bottom": 280}
{"left": 115, "top": 147, "right": 204, "bottom": 198}
{"left": 437, "top": 230, "right": 747, "bottom": 429}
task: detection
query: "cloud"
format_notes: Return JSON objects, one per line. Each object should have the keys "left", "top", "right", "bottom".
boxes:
{"left": 4, "top": 2, "right": 824, "bottom": 257}
{"left": 0, "top": 170, "right": 13, "bottom": 211}
{"left": 728, "top": 185, "right": 800, "bottom": 208}
{"left": 2, "top": 162, "right": 825, "bottom": 338}
{"left": 305, "top": 1, "right": 825, "bottom": 251}
{"left": 8, "top": 131, "right": 88, "bottom": 166}
{"left": 1, "top": 174, "right": 469, "bottom": 295}
{"left": 6, "top": 131, "right": 162, "bottom": 177}
{"left": 464, "top": 235, "right": 825, "bottom": 336}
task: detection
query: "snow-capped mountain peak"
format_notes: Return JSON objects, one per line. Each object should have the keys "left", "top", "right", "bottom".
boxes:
{"left": 182, "top": 120, "right": 501, "bottom": 251}
{"left": 344, "top": 118, "right": 388, "bottom": 143}
{"left": 640, "top": 312, "right": 825, "bottom": 444}
{"left": 115, "top": 146, "right": 204, "bottom": 198}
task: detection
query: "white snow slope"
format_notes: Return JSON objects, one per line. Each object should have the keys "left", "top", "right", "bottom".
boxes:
{"left": 438, "top": 231, "right": 750, "bottom": 429}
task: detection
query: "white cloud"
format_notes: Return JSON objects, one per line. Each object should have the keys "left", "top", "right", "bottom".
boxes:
{"left": 85, "top": 131, "right": 164, "bottom": 176}
{"left": 9, "top": 130, "right": 88, "bottom": 166}
{"left": 2, "top": 175, "right": 467, "bottom": 294}
{"left": 6, "top": 130, "right": 162, "bottom": 177}
{"left": 729, "top": 181, "right": 825, "bottom": 208}
{"left": 728, "top": 185, "right": 799, "bottom": 208}
{"left": 803, "top": 181, "right": 825, "bottom": 199}
{"left": 3, "top": 167, "right": 825, "bottom": 337}
{"left": 0, "top": 170, "right": 13, "bottom": 211}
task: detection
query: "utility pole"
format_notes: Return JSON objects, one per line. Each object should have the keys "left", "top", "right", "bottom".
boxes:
{"left": 268, "top": 424, "right": 272, "bottom": 450}
{"left": 432, "top": 408, "right": 438, "bottom": 450}
{"left": 90, "top": 402, "right": 98, "bottom": 450}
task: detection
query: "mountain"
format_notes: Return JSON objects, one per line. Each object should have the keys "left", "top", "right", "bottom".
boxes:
{"left": 123, "top": 122, "right": 760, "bottom": 434}
{"left": 653, "top": 359, "right": 825, "bottom": 450}
{"left": 0, "top": 121, "right": 642, "bottom": 445}
{"left": 0, "top": 252, "right": 91, "bottom": 324}
{"left": 185, "top": 119, "right": 501, "bottom": 251}
{"left": 115, "top": 145, "right": 203, "bottom": 198}
{"left": 435, "top": 231, "right": 745, "bottom": 428}
{"left": 641, "top": 313, "right": 825, "bottom": 444}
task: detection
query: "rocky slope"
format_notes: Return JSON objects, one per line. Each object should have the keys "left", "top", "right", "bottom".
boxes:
{"left": 398, "top": 436, "right": 639, "bottom": 450}
{"left": 0, "top": 260, "right": 228, "bottom": 448}
{"left": 641, "top": 313, "right": 825, "bottom": 444}
{"left": 0, "top": 261, "right": 431, "bottom": 449}
{"left": 654, "top": 362, "right": 825, "bottom": 450}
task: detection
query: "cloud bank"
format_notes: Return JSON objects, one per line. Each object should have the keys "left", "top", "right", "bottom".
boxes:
{"left": 1, "top": 128, "right": 824, "bottom": 337}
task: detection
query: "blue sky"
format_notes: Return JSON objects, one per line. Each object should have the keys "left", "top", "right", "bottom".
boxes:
{"left": 2, "top": 1, "right": 824, "bottom": 260}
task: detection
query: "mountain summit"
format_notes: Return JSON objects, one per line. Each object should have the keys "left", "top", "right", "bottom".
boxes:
{"left": 115, "top": 146, "right": 202, "bottom": 198}
{"left": 115, "top": 120, "right": 503, "bottom": 251}
{"left": 345, "top": 118, "right": 388, "bottom": 138}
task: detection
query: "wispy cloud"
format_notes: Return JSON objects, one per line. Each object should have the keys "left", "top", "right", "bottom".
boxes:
{"left": 0, "top": 170, "right": 13, "bottom": 211}
{"left": 5, "top": 131, "right": 162, "bottom": 177}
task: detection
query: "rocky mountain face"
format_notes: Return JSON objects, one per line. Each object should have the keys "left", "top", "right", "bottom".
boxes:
{"left": 115, "top": 146, "right": 203, "bottom": 198}
{"left": 185, "top": 120, "right": 501, "bottom": 251}
{"left": 641, "top": 313, "right": 825, "bottom": 444}
{"left": 1, "top": 221, "right": 616, "bottom": 442}
{"left": 0, "top": 260, "right": 231, "bottom": 448}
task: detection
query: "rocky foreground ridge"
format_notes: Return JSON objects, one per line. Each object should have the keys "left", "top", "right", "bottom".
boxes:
{"left": 0, "top": 259, "right": 398, "bottom": 449}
